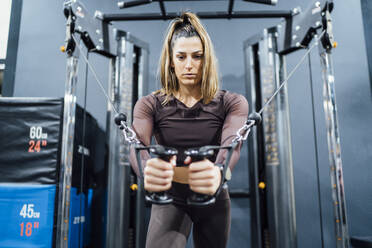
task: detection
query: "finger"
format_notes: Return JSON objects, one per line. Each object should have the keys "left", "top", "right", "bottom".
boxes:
{"left": 189, "top": 169, "right": 214, "bottom": 180}
{"left": 144, "top": 166, "right": 174, "bottom": 179}
{"left": 188, "top": 159, "right": 214, "bottom": 172}
{"left": 145, "top": 174, "right": 172, "bottom": 185}
{"left": 145, "top": 182, "right": 172, "bottom": 192}
{"left": 188, "top": 178, "right": 214, "bottom": 187}
{"left": 184, "top": 156, "right": 191, "bottom": 165}
{"left": 170, "top": 155, "right": 177, "bottom": 167}
{"left": 147, "top": 158, "right": 173, "bottom": 170}
{"left": 189, "top": 185, "right": 215, "bottom": 195}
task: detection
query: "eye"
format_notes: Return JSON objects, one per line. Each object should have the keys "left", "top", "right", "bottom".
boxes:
{"left": 177, "top": 55, "right": 185, "bottom": 60}
{"left": 193, "top": 54, "right": 203, "bottom": 60}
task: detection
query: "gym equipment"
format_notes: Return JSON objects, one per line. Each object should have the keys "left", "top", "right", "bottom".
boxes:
{"left": 62, "top": 3, "right": 150, "bottom": 248}
{"left": 117, "top": 0, "right": 278, "bottom": 10}
{"left": 244, "top": 1, "right": 350, "bottom": 247}
{"left": 0, "top": 98, "right": 62, "bottom": 248}
{"left": 60, "top": 0, "right": 350, "bottom": 247}
{"left": 244, "top": 26, "right": 296, "bottom": 248}
{"left": 0, "top": 98, "right": 105, "bottom": 248}
{"left": 134, "top": 145, "right": 178, "bottom": 205}
{"left": 115, "top": 114, "right": 238, "bottom": 207}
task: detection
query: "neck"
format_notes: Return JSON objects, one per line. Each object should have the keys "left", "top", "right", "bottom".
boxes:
{"left": 174, "top": 84, "right": 202, "bottom": 107}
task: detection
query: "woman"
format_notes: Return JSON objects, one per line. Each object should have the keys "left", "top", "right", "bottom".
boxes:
{"left": 130, "top": 12, "right": 248, "bottom": 248}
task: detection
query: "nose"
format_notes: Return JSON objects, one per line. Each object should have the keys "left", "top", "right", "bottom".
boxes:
{"left": 185, "top": 57, "right": 193, "bottom": 70}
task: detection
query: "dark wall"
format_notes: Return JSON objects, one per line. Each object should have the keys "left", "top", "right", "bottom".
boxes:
{"left": 361, "top": 0, "right": 372, "bottom": 89}
{"left": 5, "top": 0, "right": 372, "bottom": 247}
{"left": 332, "top": 0, "right": 372, "bottom": 237}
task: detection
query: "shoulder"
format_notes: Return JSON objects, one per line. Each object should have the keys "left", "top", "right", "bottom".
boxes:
{"left": 221, "top": 90, "right": 249, "bottom": 113}
{"left": 134, "top": 93, "right": 157, "bottom": 115}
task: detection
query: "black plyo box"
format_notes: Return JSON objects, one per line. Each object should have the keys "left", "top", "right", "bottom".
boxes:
{"left": 0, "top": 98, "right": 63, "bottom": 184}
{"left": 0, "top": 97, "right": 103, "bottom": 187}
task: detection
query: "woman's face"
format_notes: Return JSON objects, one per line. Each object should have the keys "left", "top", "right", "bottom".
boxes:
{"left": 171, "top": 36, "right": 204, "bottom": 88}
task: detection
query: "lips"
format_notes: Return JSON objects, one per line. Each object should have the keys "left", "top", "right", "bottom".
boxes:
{"left": 183, "top": 73, "right": 196, "bottom": 77}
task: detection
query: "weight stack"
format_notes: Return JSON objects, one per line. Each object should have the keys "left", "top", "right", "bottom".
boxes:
{"left": 0, "top": 97, "right": 107, "bottom": 248}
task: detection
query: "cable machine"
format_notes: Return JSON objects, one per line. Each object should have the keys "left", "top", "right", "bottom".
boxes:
{"left": 105, "top": 30, "right": 149, "bottom": 248}
{"left": 60, "top": 2, "right": 149, "bottom": 248}
{"left": 60, "top": 0, "right": 350, "bottom": 248}
{"left": 244, "top": 26, "right": 295, "bottom": 248}
{"left": 244, "top": 1, "right": 349, "bottom": 247}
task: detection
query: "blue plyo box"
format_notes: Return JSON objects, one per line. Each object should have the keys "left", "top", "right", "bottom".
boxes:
{"left": 68, "top": 187, "right": 86, "bottom": 248}
{"left": 0, "top": 184, "right": 56, "bottom": 248}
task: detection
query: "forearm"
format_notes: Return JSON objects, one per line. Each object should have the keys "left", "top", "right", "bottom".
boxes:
{"left": 129, "top": 147, "right": 151, "bottom": 177}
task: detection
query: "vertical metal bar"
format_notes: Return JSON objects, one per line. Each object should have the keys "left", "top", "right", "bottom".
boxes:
{"left": 244, "top": 44, "right": 264, "bottom": 248}
{"left": 121, "top": 39, "right": 134, "bottom": 121}
{"left": 106, "top": 36, "right": 131, "bottom": 248}
{"left": 259, "top": 28, "right": 296, "bottom": 248}
{"left": 56, "top": 55, "right": 79, "bottom": 248}
{"left": 319, "top": 49, "right": 350, "bottom": 248}
{"left": 106, "top": 31, "right": 149, "bottom": 248}
{"left": 138, "top": 49, "right": 149, "bottom": 97}
{"left": 307, "top": 53, "right": 325, "bottom": 247}
{"left": 106, "top": 43, "right": 120, "bottom": 248}
{"left": 274, "top": 40, "right": 297, "bottom": 248}
{"left": 158, "top": 0, "right": 166, "bottom": 18}
{"left": 135, "top": 47, "right": 148, "bottom": 248}
{"left": 228, "top": 0, "right": 235, "bottom": 15}
{"left": 2, "top": 0, "right": 22, "bottom": 97}
{"left": 259, "top": 30, "right": 280, "bottom": 248}
{"left": 120, "top": 36, "right": 135, "bottom": 248}
{"left": 135, "top": 182, "right": 145, "bottom": 248}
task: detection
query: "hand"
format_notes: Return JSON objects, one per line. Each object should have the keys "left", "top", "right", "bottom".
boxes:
{"left": 186, "top": 157, "right": 222, "bottom": 195}
{"left": 144, "top": 156, "right": 176, "bottom": 192}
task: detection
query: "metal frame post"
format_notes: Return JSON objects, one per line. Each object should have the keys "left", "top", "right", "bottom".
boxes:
{"left": 106, "top": 33, "right": 132, "bottom": 248}
{"left": 135, "top": 43, "right": 149, "bottom": 248}
{"left": 245, "top": 42, "right": 264, "bottom": 248}
{"left": 244, "top": 27, "right": 297, "bottom": 248}
{"left": 106, "top": 30, "right": 149, "bottom": 248}
{"left": 56, "top": 54, "right": 79, "bottom": 248}
{"left": 259, "top": 27, "right": 296, "bottom": 248}
{"left": 319, "top": 48, "right": 349, "bottom": 248}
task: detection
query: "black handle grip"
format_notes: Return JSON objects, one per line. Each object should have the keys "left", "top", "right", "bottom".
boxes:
{"left": 145, "top": 145, "right": 177, "bottom": 205}
{"left": 145, "top": 192, "right": 173, "bottom": 205}
{"left": 149, "top": 145, "right": 177, "bottom": 161}
{"left": 184, "top": 146, "right": 218, "bottom": 207}
{"left": 186, "top": 192, "right": 216, "bottom": 206}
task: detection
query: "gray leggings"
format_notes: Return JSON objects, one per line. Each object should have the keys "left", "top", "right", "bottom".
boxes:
{"left": 146, "top": 182, "right": 231, "bottom": 248}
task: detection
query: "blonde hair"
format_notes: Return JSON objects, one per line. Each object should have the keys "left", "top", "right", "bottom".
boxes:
{"left": 157, "top": 12, "right": 219, "bottom": 104}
